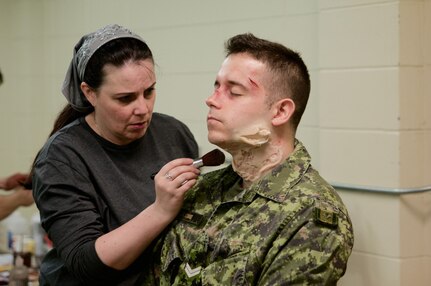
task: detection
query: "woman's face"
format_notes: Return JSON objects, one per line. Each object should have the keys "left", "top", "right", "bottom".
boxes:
{"left": 83, "top": 59, "right": 156, "bottom": 145}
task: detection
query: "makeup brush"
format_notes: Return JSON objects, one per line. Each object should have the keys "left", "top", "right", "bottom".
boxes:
{"left": 192, "top": 149, "right": 225, "bottom": 168}
{"left": 150, "top": 149, "right": 225, "bottom": 179}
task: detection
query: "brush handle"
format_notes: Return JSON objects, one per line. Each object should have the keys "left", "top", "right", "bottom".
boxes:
{"left": 150, "top": 150, "right": 223, "bottom": 180}
{"left": 192, "top": 159, "right": 204, "bottom": 168}
{"left": 150, "top": 158, "right": 204, "bottom": 180}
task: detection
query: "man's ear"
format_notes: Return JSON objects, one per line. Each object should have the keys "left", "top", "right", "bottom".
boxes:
{"left": 271, "top": 98, "right": 295, "bottom": 126}
{"left": 80, "top": 82, "right": 97, "bottom": 107}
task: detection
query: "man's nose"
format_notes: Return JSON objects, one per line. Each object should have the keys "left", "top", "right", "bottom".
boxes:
{"left": 206, "top": 91, "right": 219, "bottom": 107}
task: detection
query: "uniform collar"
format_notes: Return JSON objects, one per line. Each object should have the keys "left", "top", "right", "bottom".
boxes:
{"left": 245, "top": 139, "right": 312, "bottom": 203}
{"left": 192, "top": 139, "right": 312, "bottom": 206}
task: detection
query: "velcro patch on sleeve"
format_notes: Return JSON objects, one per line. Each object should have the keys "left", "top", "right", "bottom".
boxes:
{"left": 314, "top": 207, "right": 338, "bottom": 227}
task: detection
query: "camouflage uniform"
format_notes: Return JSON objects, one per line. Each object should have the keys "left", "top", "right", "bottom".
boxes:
{"left": 142, "top": 140, "right": 354, "bottom": 285}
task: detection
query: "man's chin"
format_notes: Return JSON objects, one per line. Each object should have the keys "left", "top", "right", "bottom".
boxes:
{"left": 208, "top": 136, "right": 226, "bottom": 149}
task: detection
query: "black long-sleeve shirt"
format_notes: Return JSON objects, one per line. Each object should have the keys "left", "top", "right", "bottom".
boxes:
{"left": 33, "top": 113, "right": 199, "bottom": 285}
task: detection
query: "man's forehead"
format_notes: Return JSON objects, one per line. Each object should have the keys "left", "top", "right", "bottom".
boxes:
{"left": 218, "top": 56, "right": 265, "bottom": 87}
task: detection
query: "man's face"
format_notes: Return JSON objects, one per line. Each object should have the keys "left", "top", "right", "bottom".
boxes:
{"left": 206, "top": 53, "right": 273, "bottom": 150}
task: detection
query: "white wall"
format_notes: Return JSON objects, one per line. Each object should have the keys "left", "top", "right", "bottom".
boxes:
{"left": 0, "top": 0, "right": 429, "bottom": 285}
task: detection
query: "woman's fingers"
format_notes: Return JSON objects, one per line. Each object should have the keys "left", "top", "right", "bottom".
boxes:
{"left": 153, "top": 158, "right": 201, "bottom": 218}
{"left": 156, "top": 158, "right": 200, "bottom": 183}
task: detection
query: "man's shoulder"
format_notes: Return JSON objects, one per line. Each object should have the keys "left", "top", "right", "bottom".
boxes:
{"left": 290, "top": 142, "right": 353, "bottom": 244}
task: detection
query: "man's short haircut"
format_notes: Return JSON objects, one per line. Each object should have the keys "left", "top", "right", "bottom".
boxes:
{"left": 225, "top": 33, "right": 310, "bottom": 130}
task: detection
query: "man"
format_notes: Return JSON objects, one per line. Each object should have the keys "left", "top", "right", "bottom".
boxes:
{"left": 144, "top": 33, "right": 354, "bottom": 285}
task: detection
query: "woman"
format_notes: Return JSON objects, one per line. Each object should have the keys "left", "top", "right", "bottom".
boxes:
{"left": 31, "top": 24, "right": 200, "bottom": 285}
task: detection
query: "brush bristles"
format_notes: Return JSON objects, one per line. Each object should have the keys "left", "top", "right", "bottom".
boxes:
{"left": 201, "top": 149, "right": 225, "bottom": 166}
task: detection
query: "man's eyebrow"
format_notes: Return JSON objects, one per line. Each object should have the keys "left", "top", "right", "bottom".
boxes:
{"left": 214, "top": 79, "right": 249, "bottom": 91}
{"left": 227, "top": 80, "right": 247, "bottom": 90}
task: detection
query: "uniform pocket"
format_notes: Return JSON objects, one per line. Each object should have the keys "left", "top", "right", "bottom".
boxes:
{"left": 161, "top": 232, "right": 184, "bottom": 272}
{"left": 201, "top": 238, "right": 252, "bottom": 286}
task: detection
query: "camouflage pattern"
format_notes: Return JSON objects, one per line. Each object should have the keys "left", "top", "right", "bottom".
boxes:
{"left": 141, "top": 140, "right": 354, "bottom": 285}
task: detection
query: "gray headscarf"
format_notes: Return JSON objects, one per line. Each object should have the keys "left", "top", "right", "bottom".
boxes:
{"left": 61, "top": 24, "right": 145, "bottom": 112}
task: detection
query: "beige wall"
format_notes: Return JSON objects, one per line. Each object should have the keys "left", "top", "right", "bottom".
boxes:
{"left": 0, "top": 0, "right": 429, "bottom": 285}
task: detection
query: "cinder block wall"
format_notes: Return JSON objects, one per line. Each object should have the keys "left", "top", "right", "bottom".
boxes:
{"left": 0, "top": 1, "right": 429, "bottom": 285}
{"left": 318, "top": 1, "right": 430, "bottom": 285}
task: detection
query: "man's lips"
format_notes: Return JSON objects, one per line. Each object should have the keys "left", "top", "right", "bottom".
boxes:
{"left": 207, "top": 115, "right": 221, "bottom": 123}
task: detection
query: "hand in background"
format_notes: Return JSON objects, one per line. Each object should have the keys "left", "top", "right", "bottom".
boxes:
{"left": 0, "top": 173, "right": 29, "bottom": 190}
{"left": 0, "top": 187, "right": 34, "bottom": 220}
{"left": 14, "top": 188, "right": 34, "bottom": 206}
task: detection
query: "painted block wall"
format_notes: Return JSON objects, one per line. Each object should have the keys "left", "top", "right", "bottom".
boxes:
{"left": 319, "top": 1, "right": 430, "bottom": 285}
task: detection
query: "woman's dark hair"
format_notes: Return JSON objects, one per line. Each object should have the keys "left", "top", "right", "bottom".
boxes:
{"left": 48, "top": 38, "right": 154, "bottom": 135}
{"left": 24, "top": 37, "right": 153, "bottom": 188}
{"left": 84, "top": 37, "right": 153, "bottom": 91}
